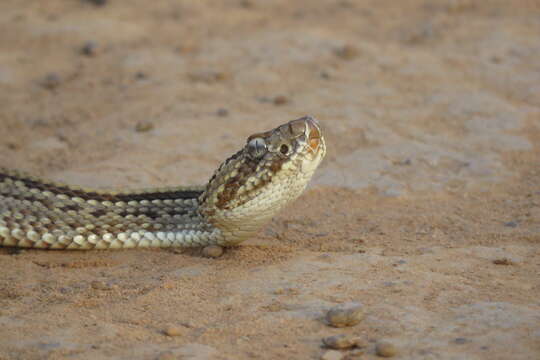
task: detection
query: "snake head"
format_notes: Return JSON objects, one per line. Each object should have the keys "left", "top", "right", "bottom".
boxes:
{"left": 199, "top": 116, "right": 326, "bottom": 245}
{"left": 246, "top": 116, "right": 325, "bottom": 164}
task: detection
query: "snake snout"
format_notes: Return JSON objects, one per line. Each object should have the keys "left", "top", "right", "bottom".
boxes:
{"left": 293, "top": 115, "right": 322, "bottom": 154}
{"left": 306, "top": 117, "right": 322, "bottom": 150}
{"left": 285, "top": 116, "right": 323, "bottom": 154}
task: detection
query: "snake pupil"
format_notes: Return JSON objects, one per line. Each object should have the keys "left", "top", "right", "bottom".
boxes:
{"left": 280, "top": 144, "right": 289, "bottom": 154}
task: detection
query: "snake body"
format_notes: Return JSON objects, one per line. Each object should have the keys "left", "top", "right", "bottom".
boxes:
{"left": 0, "top": 116, "right": 325, "bottom": 249}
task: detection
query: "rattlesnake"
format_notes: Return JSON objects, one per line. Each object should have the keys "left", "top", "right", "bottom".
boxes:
{"left": 0, "top": 116, "right": 325, "bottom": 249}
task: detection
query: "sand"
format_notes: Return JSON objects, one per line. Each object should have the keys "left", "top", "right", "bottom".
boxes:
{"left": 0, "top": 1, "right": 539, "bottom": 359}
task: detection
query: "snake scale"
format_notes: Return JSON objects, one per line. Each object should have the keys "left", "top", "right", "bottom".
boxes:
{"left": 0, "top": 116, "right": 325, "bottom": 249}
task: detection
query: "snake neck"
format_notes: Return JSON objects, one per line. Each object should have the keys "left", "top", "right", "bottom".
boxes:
{"left": 0, "top": 168, "right": 225, "bottom": 249}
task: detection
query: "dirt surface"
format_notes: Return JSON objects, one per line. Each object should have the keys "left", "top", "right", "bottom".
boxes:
{"left": 1, "top": 1, "right": 539, "bottom": 359}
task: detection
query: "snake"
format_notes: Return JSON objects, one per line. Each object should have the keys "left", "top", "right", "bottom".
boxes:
{"left": 0, "top": 116, "right": 325, "bottom": 250}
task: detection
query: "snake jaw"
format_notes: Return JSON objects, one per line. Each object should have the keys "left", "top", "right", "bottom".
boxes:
{"left": 200, "top": 116, "right": 326, "bottom": 244}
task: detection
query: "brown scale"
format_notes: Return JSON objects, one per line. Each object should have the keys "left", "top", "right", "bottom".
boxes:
{"left": 215, "top": 155, "right": 261, "bottom": 210}
{"left": 199, "top": 149, "right": 243, "bottom": 207}
{"left": 218, "top": 156, "right": 287, "bottom": 211}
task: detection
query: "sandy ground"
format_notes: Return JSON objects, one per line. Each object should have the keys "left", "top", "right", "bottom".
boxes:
{"left": 1, "top": 0, "right": 539, "bottom": 359}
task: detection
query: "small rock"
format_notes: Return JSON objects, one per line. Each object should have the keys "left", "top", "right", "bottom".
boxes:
{"left": 135, "top": 72, "right": 147, "bottom": 80}
{"left": 80, "top": 41, "right": 97, "bottom": 56}
{"left": 216, "top": 108, "right": 229, "bottom": 117}
{"left": 263, "top": 300, "right": 286, "bottom": 312}
{"left": 490, "top": 56, "right": 502, "bottom": 64}
{"left": 322, "top": 334, "right": 365, "bottom": 349}
{"left": 273, "top": 287, "right": 299, "bottom": 296}
{"left": 273, "top": 95, "right": 289, "bottom": 105}
{"left": 91, "top": 280, "right": 112, "bottom": 290}
{"left": 326, "top": 302, "right": 364, "bottom": 328}
{"left": 334, "top": 45, "right": 359, "bottom": 60}
{"left": 321, "top": 350, "right": 343, "bottom": 360}
{"left": 375, "top": 341, "right": 398, "bottom": 357}
{"left": 163, "top": 325, "right": 184, "bottom": 337}
{"left": 239, "top": 0, "right": 253, "bottom": 8}
{"left": 504, "top": 221, "right": 518, "bottom": 228}
{"left": 492, "top": 258, "right": 514, "bottom": 266}
{"left": 202, "top": 245, "right": 224, "bottom": 258}
{"left": 83, "top": 0, "right": 108, "bottom": 6}
{"left": 40, "top": 73, "right": 61, "bottom": 90}
{"left": 320, "top": 71, "right": 331, "bottom": 79}
{"left": 188, "top": 70, "right": 227, "bottom": 83}
{"left": 453, "top": 337, "right": 470, "bottom": 345}
{"left": 135, "top": 121, "right": 154, "bottom": 132}
{"left": 397, "top": 158, "right": 412, "bottom": 166}
{"left": 338, "top": 0, "right": 354, "bottom": 8}
{"left": 156, "top": 352, "right": 175, "bottom": 360}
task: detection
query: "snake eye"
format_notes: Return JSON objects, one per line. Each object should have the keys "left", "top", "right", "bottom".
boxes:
{"left": 279, "top": 144, "right": 289, "bottom": 155}
{"left": 247, "top": 137, "right": 267, "bottom": 158}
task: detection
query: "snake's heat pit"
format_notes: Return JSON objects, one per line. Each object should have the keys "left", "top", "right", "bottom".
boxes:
{"left": 0, "top": 116, "right": 326, "bottom": 249}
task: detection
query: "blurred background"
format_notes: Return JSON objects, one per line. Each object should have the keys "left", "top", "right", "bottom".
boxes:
{"left": 0, "top": 0, "right": 538, "bottom": 195}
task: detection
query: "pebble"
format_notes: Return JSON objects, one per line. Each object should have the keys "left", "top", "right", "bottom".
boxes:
{"left": 239, "top": 0, "right": 253, "bottom": 8}
{"left": 216, "top": 108, "right": 229, "bottom": 117}
{"left": 334, "top": 45, "right": 359, "bottom": 60}
{"left": 322, "top": 334, "right": 365, "bottom": 349}
{"left": 80, "top": 41, "right": 97, "bottom": 56}
{"left": 83, "top": 0, "right": 108, "bottom": 6}
{"left": 453, "top": 337, "right": 470, "bottom": 344}
{"left": 273, "top": 287, "right": 299, "bottom": 296}
{"left": 90, "top": 280, "right": 112, "bottom": 290}
{"left": 40, "top": 73, "right": 61, "bottom": 90}
{"left": 490, "top": 55, "right": 502, "bottom": 64}
{"left": 163, "top": 325, "right": 184, "bottom": 337}
{"left": 264, "top": 300, "right": 286, "bottom": 312}
{"left": 273, "top": 95, "right": 289, "bottom": 105}
{"left": 156, "top": 352, "right": 175, "bottom": 360}
{"left": 326, "top": 302, "right": 364, "bottom": 328}
{"left": 492, "top": 258, "right": 513, "bottom": 265}
{"left": 375, "top": 341, "right": 398, "bottom": 357}
{"left": 504, "top": 221, "right": 518, "bottom": 228}
{"left": 321, "top": 350, "right": 343, "bottom": 360}
{"left": 135, "top": 72, "right": 147, "bottom": 80}
{"left": 202, "top": 245, "right": 224, "bottom": 258}
{"left": 188, "top": 70, "right": 227, "bottom": 83}
{"left": 320, "top": 70, "right": 331, "bottom": 80}
{"left": 135, "top": 121, "right": 154, "bottom": 132}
